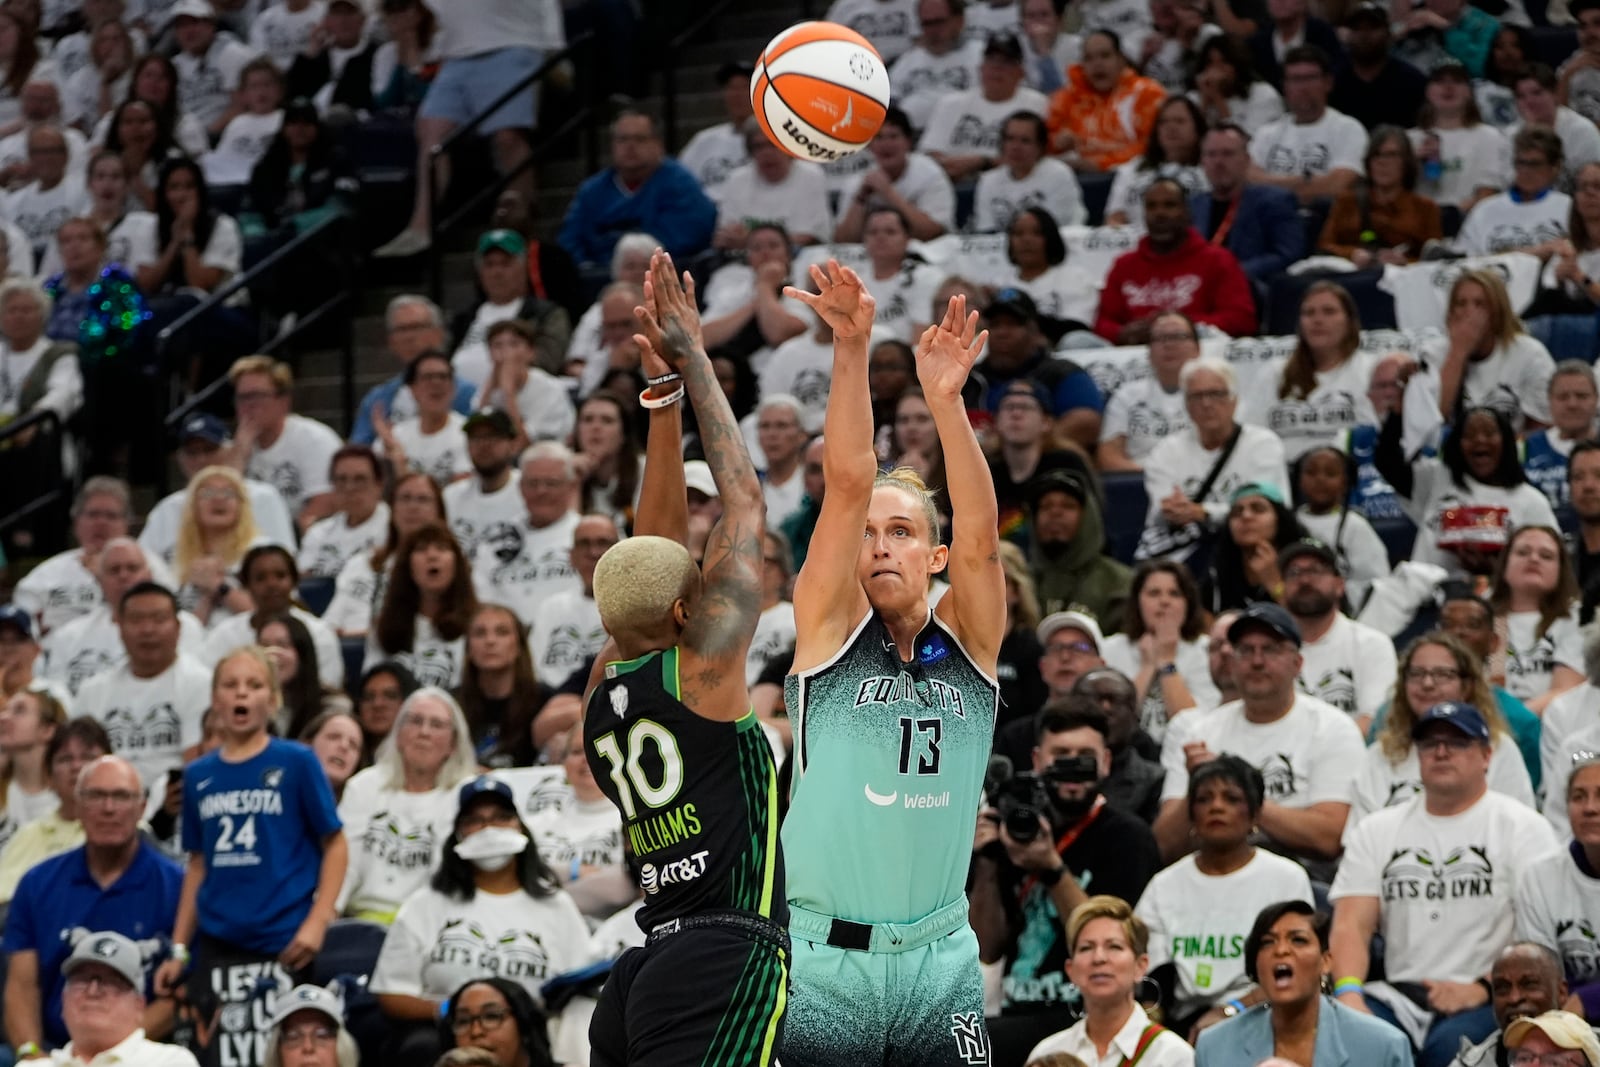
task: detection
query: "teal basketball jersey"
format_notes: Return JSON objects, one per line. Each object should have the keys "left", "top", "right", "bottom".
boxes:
{"left": 783, "top": 611, "right": 998, "bottom": 925}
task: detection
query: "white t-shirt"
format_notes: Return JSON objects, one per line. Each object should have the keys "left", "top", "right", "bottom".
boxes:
{"left": 1541, "top": 681, "right": 1600, "bottom": 818}
{"left": 1402, "top": 460, "right": 1560, "bottom": 572}
{"left": 363, "top": 615, "right": 464, "bottom": 690}
{"left": 0, "top": 781, "right": 58, "bottom": 857}
{"left": 249, "top": 1, "right": 326, "bottom": 72}
{"left": 837, "top": 152, "right": 956, "bottom": 233}
{"left": 12, "top": 547, "right": 178, "bottom": 636}
{"left": 1100, "top": 375, "right": 1189, "bottom": 462}
{"left": 1508, "top": 108, "right": 1600, "bottom": 184}
{"left": 1081, "top": 0, "right": 1154, "bottom": 57}
{"left": 970, "top": 157, "right": 1086, "bottom": 233}
{"left": 1136, "top": 849, "right": 1314, "bottom": 1019}
{"left": 245, "top": 413, "right": 343, "bottom": 517}
{"left": 1516, "top": 848, "right": 1600, "bottom": 984}
{"left": 1295, "top": 613, "right": 1397, "bottom": 721}
{"left": 822, "top": 0, "right": 919, "bottom": 63}
{"left": 1100, "top": 633, "right": 1220, "bottom": 737}
{"left": 1249, "top": 108, "right": 1368, "bottom": 179}
{"left": 40, "top": 607, "right": 206, "bottom": 695}
{"left": 524, "top": 795, "right": 622, "bottom": 873}
{"left": 0, "top": 127, "right": 87, "bottom": 187}
{"left": 322, "top": 551, "right": 383, "bottom": 637}
{"left": 1457, "top": 189, "right": 1572, "bottom": 256}
{"left": 1347, "top": 738, "right": 1535, "bottom": 838}
{"left": 5, "top": 176, "right": 85, "bottom": 252}
{"left": 431, "top": 0, "right": 563, "bottom": 59}
{"left": 1140, "top": 423, "right": 1291, "bottom": 536}
{"left": 527, "top": 590, "right": 604, "bottom": 689}
{"left": 763, "top": 471, "right": 805, "bottom": 530}
{"left": 335, "top": 767, "right": 462, "bottom": 923}
{"left": 861, "top": 260, "right": 945, "bottom": 343}
{"left": 1503, "top": 609, "right": 1583, "bottom": 704}
{"left": 1104, "top": 160, "right": 1208, "bottom": 227}
{"left": 38, "top": 211, "right": 159, "bottom": 279}
{"left": 1402, "top": 333, "right": 1556, "bottom": 452}
{"left": 0, "top": 336, "right": 80, "bottom": 422}
{"left": 201, "top": 606, "right": 344, "bottom": 689}
{"left": 297, "top": 504, "right": 390, "bottom": 580}
{"left": 888, "top": 40, "right": 983, "bottom": 132}
{"left": 753, "top": 332, "right": 832, "bottom": 432}
{"left": 370, "top": 883, "right": 589, "bottom": 1005}
{"left": 451, "top": 299, "right": 528, "bottom": 392}
{"left": 140, "top": 480, "right": 294, "bottom": 566}
{"left": 72, "top": 654, "right": 210, "bottom": 787}
{"left": 173, "top": 36, "right": 260, "bottom": 130}
{"left": 469, "top": 510, "right": 581, "bottom": 628}
{"left": 378, "top": 412, "right": 471, "bottom": 487}
{"left": 1188, "top": 81, "right": 1286, "bottom": 135}
{"left": 676, "top": 122, "right": 746, "bottom": 202}
{"left": 1295, "top": 507, "right": 1392, "bottom": 610}
{"left": 1330, "top": 792, "right": 1560, "bottom": 983}
{"left": 747, "top": 600, "right": 797, "bottom": 687}
{"left": 715, "top": 161, "right": 832, "bottom": 244}
{"left": 701, "top": 264, "right": 813, "bottom": 378}
{"left": 918, "top": 86, "right": 1050, "bottom": 160}
{"left": 1160, "top": 693, "right": 1367, "bottom": 811}
{"left": 201, "top": 109, "right": 283, "bottom": 186}
{"left": 1241, "top": 351, "right": 1379, "bottom": 463}
{"left": 999, "top": 261, "right": 1101, "bottom": 328}
{"left": 1409, "top": 124, "right": 1511, "bottom": 210}
{"left": 473, "top": 368, "right": 576, "bottom": 444}
{"left": 443, "top": 470, "right": 523, "bottom": 562}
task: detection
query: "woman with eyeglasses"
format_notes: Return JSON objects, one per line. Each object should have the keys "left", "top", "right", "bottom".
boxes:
{"left": 325, "top": 470, "right": 447, "bottom": 639}
{"left": 1514, "top": 753, "right": 1600, "bottom": 1004}
{"left": 1458, "top": 126, "right": 1571, "bottom": 258}
{"left": 1319, "top": 127, "right": 1442, "bottom": 267}
{"left": 439, "top": 977, "right": 554, "bottom": 1067}
{"left": 172, "top": 465, "right": 264, "bottom": 626}
{"left": 262, "top": 984, "right": 359, "bottom": 1067}
{"left": 1349, "top": 632, "right": 1533, "bottom": 831}
{"left": 1193, "top": 900, "right": 1412, "bottom": 1067}
{"left": 371, "top": 775, "right": 586, "bottom": 1063}
{"left": 336, "top": 688, "right": 477, "bottom": 925}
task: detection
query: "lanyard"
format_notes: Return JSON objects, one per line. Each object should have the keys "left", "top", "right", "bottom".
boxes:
{"left": 1209, "top": 195, "right": 1241, "bottom": 249}
{"left": 1020, "top": 796, "right": 1105, "bottom": 899}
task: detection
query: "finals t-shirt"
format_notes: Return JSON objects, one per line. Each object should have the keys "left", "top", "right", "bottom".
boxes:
{"left": 181, "top": 737, "right": 342, "bottom": 954}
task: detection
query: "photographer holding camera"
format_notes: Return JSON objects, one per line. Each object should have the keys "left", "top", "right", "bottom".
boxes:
{"left": 970, "top": 698, "right": 1162, "bottom": 1064}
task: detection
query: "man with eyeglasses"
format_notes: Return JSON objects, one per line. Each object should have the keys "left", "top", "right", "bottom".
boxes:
{"left": 1460, "top": 123, "right": 1573, "bottom": 258}
{"left": 992, "top": 610, "right": 1110, "bottom": 770}
{"left": 1097, "top": 311, "right": 1198, "bottom": 473}
{"left": 1280, "top": 538, "right": 1397, "bottom": 735}
{"left": 230, "top": 355, "right": 343, "bottom": 535}
{"left": 1431, "top": 589, "right": 1543, "bottom": 791}
{"left": 351, "top": 295, "right": 475, "bottom": 447}
{"left": 1330, "top": 701, "right": 1560, "bottom": 1067}
{"left": 713, "top": 119, "right": 832, "bottom": 250}
{"left": 888, "top": 0, "right": 982, "bottom": 131}
{"left": 372, "top": 350, "right": 472, "bottom": 486}
{"left": 527, "top": 514, "right": 617, "bottom": 689}
{"left": 265, "top": 984, "right": 351, "bottom": 1067}
{"left": 1153, "top": 602, "right": 1364, "bottom": 871}
{"left": 47, "top": 930, "right": 195, "bottom": 1067}
{"left": 1540, "top": 619, "right": 1600, "bottom": 836}
{"left": 296, "top": 446, "right": 390, "bottom": 581}
{"left": 470, "top": 442, "right": 581, "bottom": 629}
{"left": 976, "top": 289, "right": 1103, "bottom": 450}
{"left": 1503, "top": 1010, "right": 1600, "bottom": 1067}
{"left": 3, "top": 758, "right": 183, "bottom": 1059}
{"left": 445, "top": 409, "right": 525, "bottom": 562}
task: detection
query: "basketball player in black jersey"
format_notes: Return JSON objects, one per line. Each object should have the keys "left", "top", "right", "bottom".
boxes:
{"left": 582, "top": 250, "right": 787, "bottom": 1067}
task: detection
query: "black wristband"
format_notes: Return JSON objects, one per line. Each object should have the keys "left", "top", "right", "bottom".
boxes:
{"left": 646, "top": 372, "right": 682, "bottom": 387}
{"left": 1037, "top": 864, "right": 1066, "bottom": 888}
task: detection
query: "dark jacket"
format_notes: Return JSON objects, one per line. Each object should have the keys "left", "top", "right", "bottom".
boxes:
{"left": 1330, "top": 56, "right": 1427, "bottom": 131}
{"left": 246, "top": 135, "right": 359, "bottom": 231}
{"left": 285, "top": 41, "right": 379, "bottom": 113}
{"left": 1030, "top": 475, "right": 1131, "bottom": 627}
{"left": 1190, "top": 184, "right": 1306, "bottom": 282}
{"left": 1248, "top": 17, "right": 1345, "bottom": 88}
{"left": 450, "top": 296, "right": 573, "bottom": 375}
{"left": 1104, "top": 744, "right": 1165, "bottom": 824}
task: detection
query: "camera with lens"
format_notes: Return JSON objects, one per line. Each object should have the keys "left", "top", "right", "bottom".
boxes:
{"left": 984, "top": 754, "right": 1100, "bottom": 844}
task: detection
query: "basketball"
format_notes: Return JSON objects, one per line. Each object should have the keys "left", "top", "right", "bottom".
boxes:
{"left": 750, "top": 21, "right": 891, "bottom": 164}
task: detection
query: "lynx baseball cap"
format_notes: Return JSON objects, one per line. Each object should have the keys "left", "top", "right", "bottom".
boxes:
{"left": 62, "top": 932, "right": 143, "bottom": 991}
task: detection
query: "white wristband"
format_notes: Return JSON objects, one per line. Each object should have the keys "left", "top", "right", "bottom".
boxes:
{"left": 639, "top": 384, "right": 685, "bottom": 409}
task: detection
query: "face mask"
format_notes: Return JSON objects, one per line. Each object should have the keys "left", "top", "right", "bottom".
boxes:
{"left": 454, "top": 826, "right": 528, "bottom": 871}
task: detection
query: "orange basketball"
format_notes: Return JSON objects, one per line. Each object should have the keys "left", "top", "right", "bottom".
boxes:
{"left": 750, "top": 21, "right": 891, "bottom": 163}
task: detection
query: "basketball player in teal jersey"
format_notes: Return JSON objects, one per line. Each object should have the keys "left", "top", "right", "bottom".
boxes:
{"left": 583, "top": 251, "right": 787, "bottom": 1067}
{"left": 780, "top": 263, "right": 1005, "bottom": 1067}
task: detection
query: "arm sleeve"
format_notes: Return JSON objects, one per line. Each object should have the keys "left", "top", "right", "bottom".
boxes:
{"left": 180, "top": 775, "right": 202, "bottom": 855}
{"left": 970, "top": 172, "right": 997, "bottom": 233}
{"left": 1100, "top": 389, "right": 1130, "bottom": 442}
{"left": 1094, "top": 262, "right": 1131, "bottom": 340}
{"left": 1308, "top": 715, "right": 1368, "bottom": 804}
{"left": 558, "top": 185, "right": 597, "bottom": 264}
{"left": 1133, "top": 879, "right": 1172, "bottom": 969}
{"left": 918, "top": 99, "right": 958, "bottom": 156}
{"left": 1328, "top": 817, "right": 1380, "bottom": 899}
{"left": 1356, "top": 632, "right": 1399, "bottom": 719}
{"left": 202, "top": 216, "right": 243, "bottom": 274}
{"left": 300, "top": 747, "right": 342, "bottom": 837}
{"left": 918, "top": 163, "right": 957, "bottom": 230}
{"left": 368, "top": 900, "right": 427, "bottom": 996}
{"left": 34, "top": 352, "right": 82, "bottom": 419}
{"left": 1052, "top": 165, "right": 1086, "bottom": 226}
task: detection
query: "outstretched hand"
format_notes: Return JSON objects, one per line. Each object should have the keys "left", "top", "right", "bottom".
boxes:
{"left": 633, "top": 250, "right": 705, "bottom": 371}
{"left": 914, "top": 294, "right": 987, "bottom": 404}
{"left": 784, "top": 259, "right": 876, "bottom": 339}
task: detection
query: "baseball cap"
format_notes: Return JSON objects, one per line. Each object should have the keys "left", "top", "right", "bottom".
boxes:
{"left": 1229, "top": 481, "right": 1286, "bottom": 507}
{"left": 1037, "top": 610, "right": 1103, "bottom": 651}
{"left": 463, "top": 407, "right": 516, "bottom": 438}
{"left": 170, "top": 0, "right": 217, "bottom": 19}
{"left": 1278, "top": 538, "right": 1340, "bottom": 572}
{"left": 270, "top": 984, "right": 347, "bottom": 1030}
{"left": 283, "top": 96, "right": 319, "bottom": 124}
{"left": 178, "top": 413, "right": 228, "bottom": 446}
{"left": 992, "top": 378, "right": 1052, "bottom": 415}
{"left": 1429, "top": 58, "right": 1471, "bottom": 82}
{"left": 0, "top": 604, "right": 35, "bottom": 641}
{"left": 1504, "top": 1012, "right": 1600, "bottom": 1066}
{"left": 987, "top": 287, "right": 1039, "bottom": 325}
{"left": 457, "top": 774, "right": 516, "bottom": 814}
{"left": 715, "top": 61, "right": 755, "bottom": 86}
{"left": 684, "top": 460, "right": 719, "bottom": 499}
{"left": 1344, "top": 1, "right": 1389, "bottom": 26}
{"left": 62, "top": 932, "right": 144, "bottom": 992}
{"left": 1411, "top": 700, "right": 1491, "bottom": 743}
{"left": 984, "top": 31, "right": 1024, "bottom": 64}
{"left": 1227, "top": 601, "right": 1302, "bottom": 648}
{"left": 1026, "top": 467, "right": 1089, "bottom": 510}
{"left": 476, "top": 229, "right": 527, "bottom": 259}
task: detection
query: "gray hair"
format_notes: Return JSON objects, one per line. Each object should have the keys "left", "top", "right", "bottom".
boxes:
{"left": 1552, "top": 359, "right": 1597, "bottom": 392}
{"left": 522, "top": 440, "right": 579, "bottom": 481}
{"left": 610, "top": 232, "right": 659, "bottom": 281}
{"left": 262, "top": 1027, "right": 359, "bottom": 1067}
{"left": 1179, "top": 356, "right": 1237, "bottom": 398}
{"left": 75, "top": 753, "right": 142, "bottom": 798}
{"left": 72, "top": 476, "right": 131, "bottom": 520}
{"left": 756, "top": 394, "right": 806, "bottom": 422}
{"left": 384, "top": 293, "right": 444, "bottom": 331}
{"left": 371, "top": 687, "right": 479, "bottom": 792}
{"left": 95, "top": 536, "right": 143, "bottom": 576}
{"left": 0, "top": 277, "right": 50, "bottom": 318}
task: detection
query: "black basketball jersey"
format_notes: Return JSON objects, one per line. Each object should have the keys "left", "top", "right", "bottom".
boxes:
{"left": 584, "top": 646, "right": 787, "bottom": 930}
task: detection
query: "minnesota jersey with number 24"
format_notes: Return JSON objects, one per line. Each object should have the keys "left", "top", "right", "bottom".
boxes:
{"left": 784, "top": 611, "right": 998, "bottom": 924}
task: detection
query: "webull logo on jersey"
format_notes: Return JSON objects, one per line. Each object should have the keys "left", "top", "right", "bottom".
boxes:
{"left": 639, "top": 850, "right": 711, "bottom": 895}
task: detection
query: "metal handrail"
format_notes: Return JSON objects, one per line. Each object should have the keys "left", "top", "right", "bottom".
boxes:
{"left": 661, "top": 0, "right": 744, "bottom": 153}
{"left": 0, "top": 409, "right": 66, "bottom": 536}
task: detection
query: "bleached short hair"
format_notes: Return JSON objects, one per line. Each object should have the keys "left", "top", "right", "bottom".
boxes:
{"left": 593, "top": 535, "right": 700, "bottom": 638}
{"left": 1179, "top": 356, "right": 1237, "bottom": 398}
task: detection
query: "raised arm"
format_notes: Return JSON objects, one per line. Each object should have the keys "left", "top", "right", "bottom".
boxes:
{"left": 635, "top": 252, "right": 764, "bottom": 720}
{"left": 785, "top": 261, "right": 879, "bottom": 673}
{"left": 631, "top": 261, "right": 690, "bottom": 545}
{"left": 920, "top": 296, "right": 1005, "bottom": 673}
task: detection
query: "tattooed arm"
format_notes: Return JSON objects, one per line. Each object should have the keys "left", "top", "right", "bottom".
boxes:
{"left": 630, "top": 260, "right": 690, "bottom": 545}
{"left": 635, "top": 252, "right": 765, "bottom": 722}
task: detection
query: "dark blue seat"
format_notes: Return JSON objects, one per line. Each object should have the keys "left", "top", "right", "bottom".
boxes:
{"left": 1102, "top": 472, "right": 1150, "bottom": 564}
{"left": 1532, "top": 26, "right": 1579, "bottom": 67}
{"left": 297, "top": 576, "right": 336, "bottom": 617}
{"left": 1266, "top": 268, "right": 1396, "bottom": 334}
{"left": 312, "top": 919, "right": 389, "bottom": 1067}
{"left": 341, "top": 637, "right": 366, "bottom": 698}
{"left": 1372, "top": 515, "right": 1419, "bottom": 569}
{"left": 1080, "top": 171, "right": 1114, "bottom": 227}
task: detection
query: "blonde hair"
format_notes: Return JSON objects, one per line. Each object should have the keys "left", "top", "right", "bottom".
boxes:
{"left": 1450, "top": 269, "right": 1525, "bottom": 348}
{"left": 175, "top": 465, "right": 260, "bottom": 584}
{"left": 999, "top": 541, "right": 1041, "bottom": 633}
{"left": 0, "top": 685, "right": 67, "bottom": 815}
{"left": 228, "top": 354, "right": 292, "bottom": 393}
{"left": 211, "top": 644, "right": 282, "bottom": 710}
{"left": 592, "top": 535, "right": 701, "bottom": 638}
{"left": 874, "top": 466, "right": 941, "bottom": 544}
{"left": 1066, "top": 894, "right": 1149, "bottom": 957}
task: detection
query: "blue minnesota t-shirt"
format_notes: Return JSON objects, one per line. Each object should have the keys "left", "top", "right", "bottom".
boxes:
{"left": 182, "top": 737, "right": 341, "bottom": 954}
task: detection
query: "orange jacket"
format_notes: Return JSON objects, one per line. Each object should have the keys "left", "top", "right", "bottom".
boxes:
{"left": 1046, "top": 66, "right": 1167, "bottom": 173}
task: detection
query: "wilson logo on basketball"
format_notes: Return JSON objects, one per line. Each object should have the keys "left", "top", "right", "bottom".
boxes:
{"left": 752, "top": 20, "right": 890, "bottom": 161}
